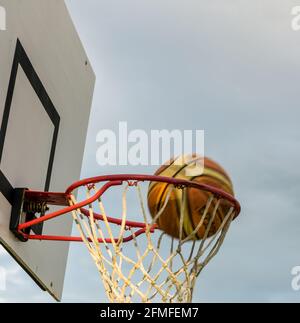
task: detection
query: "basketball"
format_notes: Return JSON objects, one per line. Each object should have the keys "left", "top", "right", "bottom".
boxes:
{"left": 147, "top": 154, "right": 235, "bottom": 239}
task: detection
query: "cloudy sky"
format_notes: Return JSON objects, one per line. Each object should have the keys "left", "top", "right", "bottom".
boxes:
{"left": 1, "top": 0, "right": 300, "bottom": 302}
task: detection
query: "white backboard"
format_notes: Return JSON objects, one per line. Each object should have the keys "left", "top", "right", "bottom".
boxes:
{"left": 0, "top": 0, "right": 95, "bottom": 300}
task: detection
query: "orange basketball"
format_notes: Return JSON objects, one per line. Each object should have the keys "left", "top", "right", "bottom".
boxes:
{"left": 147, "top": 154, "right": 235, "bottom": 239}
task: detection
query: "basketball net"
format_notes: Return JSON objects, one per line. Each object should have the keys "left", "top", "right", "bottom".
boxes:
{"left": 69, "top": 182, "right": 235, "bottom": 303}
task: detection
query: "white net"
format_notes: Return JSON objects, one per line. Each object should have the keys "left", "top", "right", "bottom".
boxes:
{"left": 69, "top": 181, "right": 236, "bottom": 303}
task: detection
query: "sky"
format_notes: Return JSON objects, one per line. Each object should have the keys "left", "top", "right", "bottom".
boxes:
{"left": 1, "top": 0, "right": 300, "bottom": 302}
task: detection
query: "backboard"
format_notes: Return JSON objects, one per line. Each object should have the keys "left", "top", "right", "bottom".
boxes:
{"left": 0, "top": 0, "right": 95, "bottom": 300}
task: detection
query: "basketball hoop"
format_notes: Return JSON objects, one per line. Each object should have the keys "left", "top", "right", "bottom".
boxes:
{"left": 10, "top": 174, "right": 240, "bottom": 302}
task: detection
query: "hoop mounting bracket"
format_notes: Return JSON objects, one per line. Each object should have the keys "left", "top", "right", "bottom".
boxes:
{"left": 10, "top": 188, "right": 43, "bottom": 241}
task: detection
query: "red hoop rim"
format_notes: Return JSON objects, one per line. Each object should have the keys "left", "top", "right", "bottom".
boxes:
{"left": 15, "top": 174, "right": 240, "bottom": 243}
{"left": 66, "top": 174, "right": 241, "bottom": 215}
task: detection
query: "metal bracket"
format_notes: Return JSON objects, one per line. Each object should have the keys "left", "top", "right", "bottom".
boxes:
{"left": 10, "top": 188, "right": 45, "bottom": 242}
